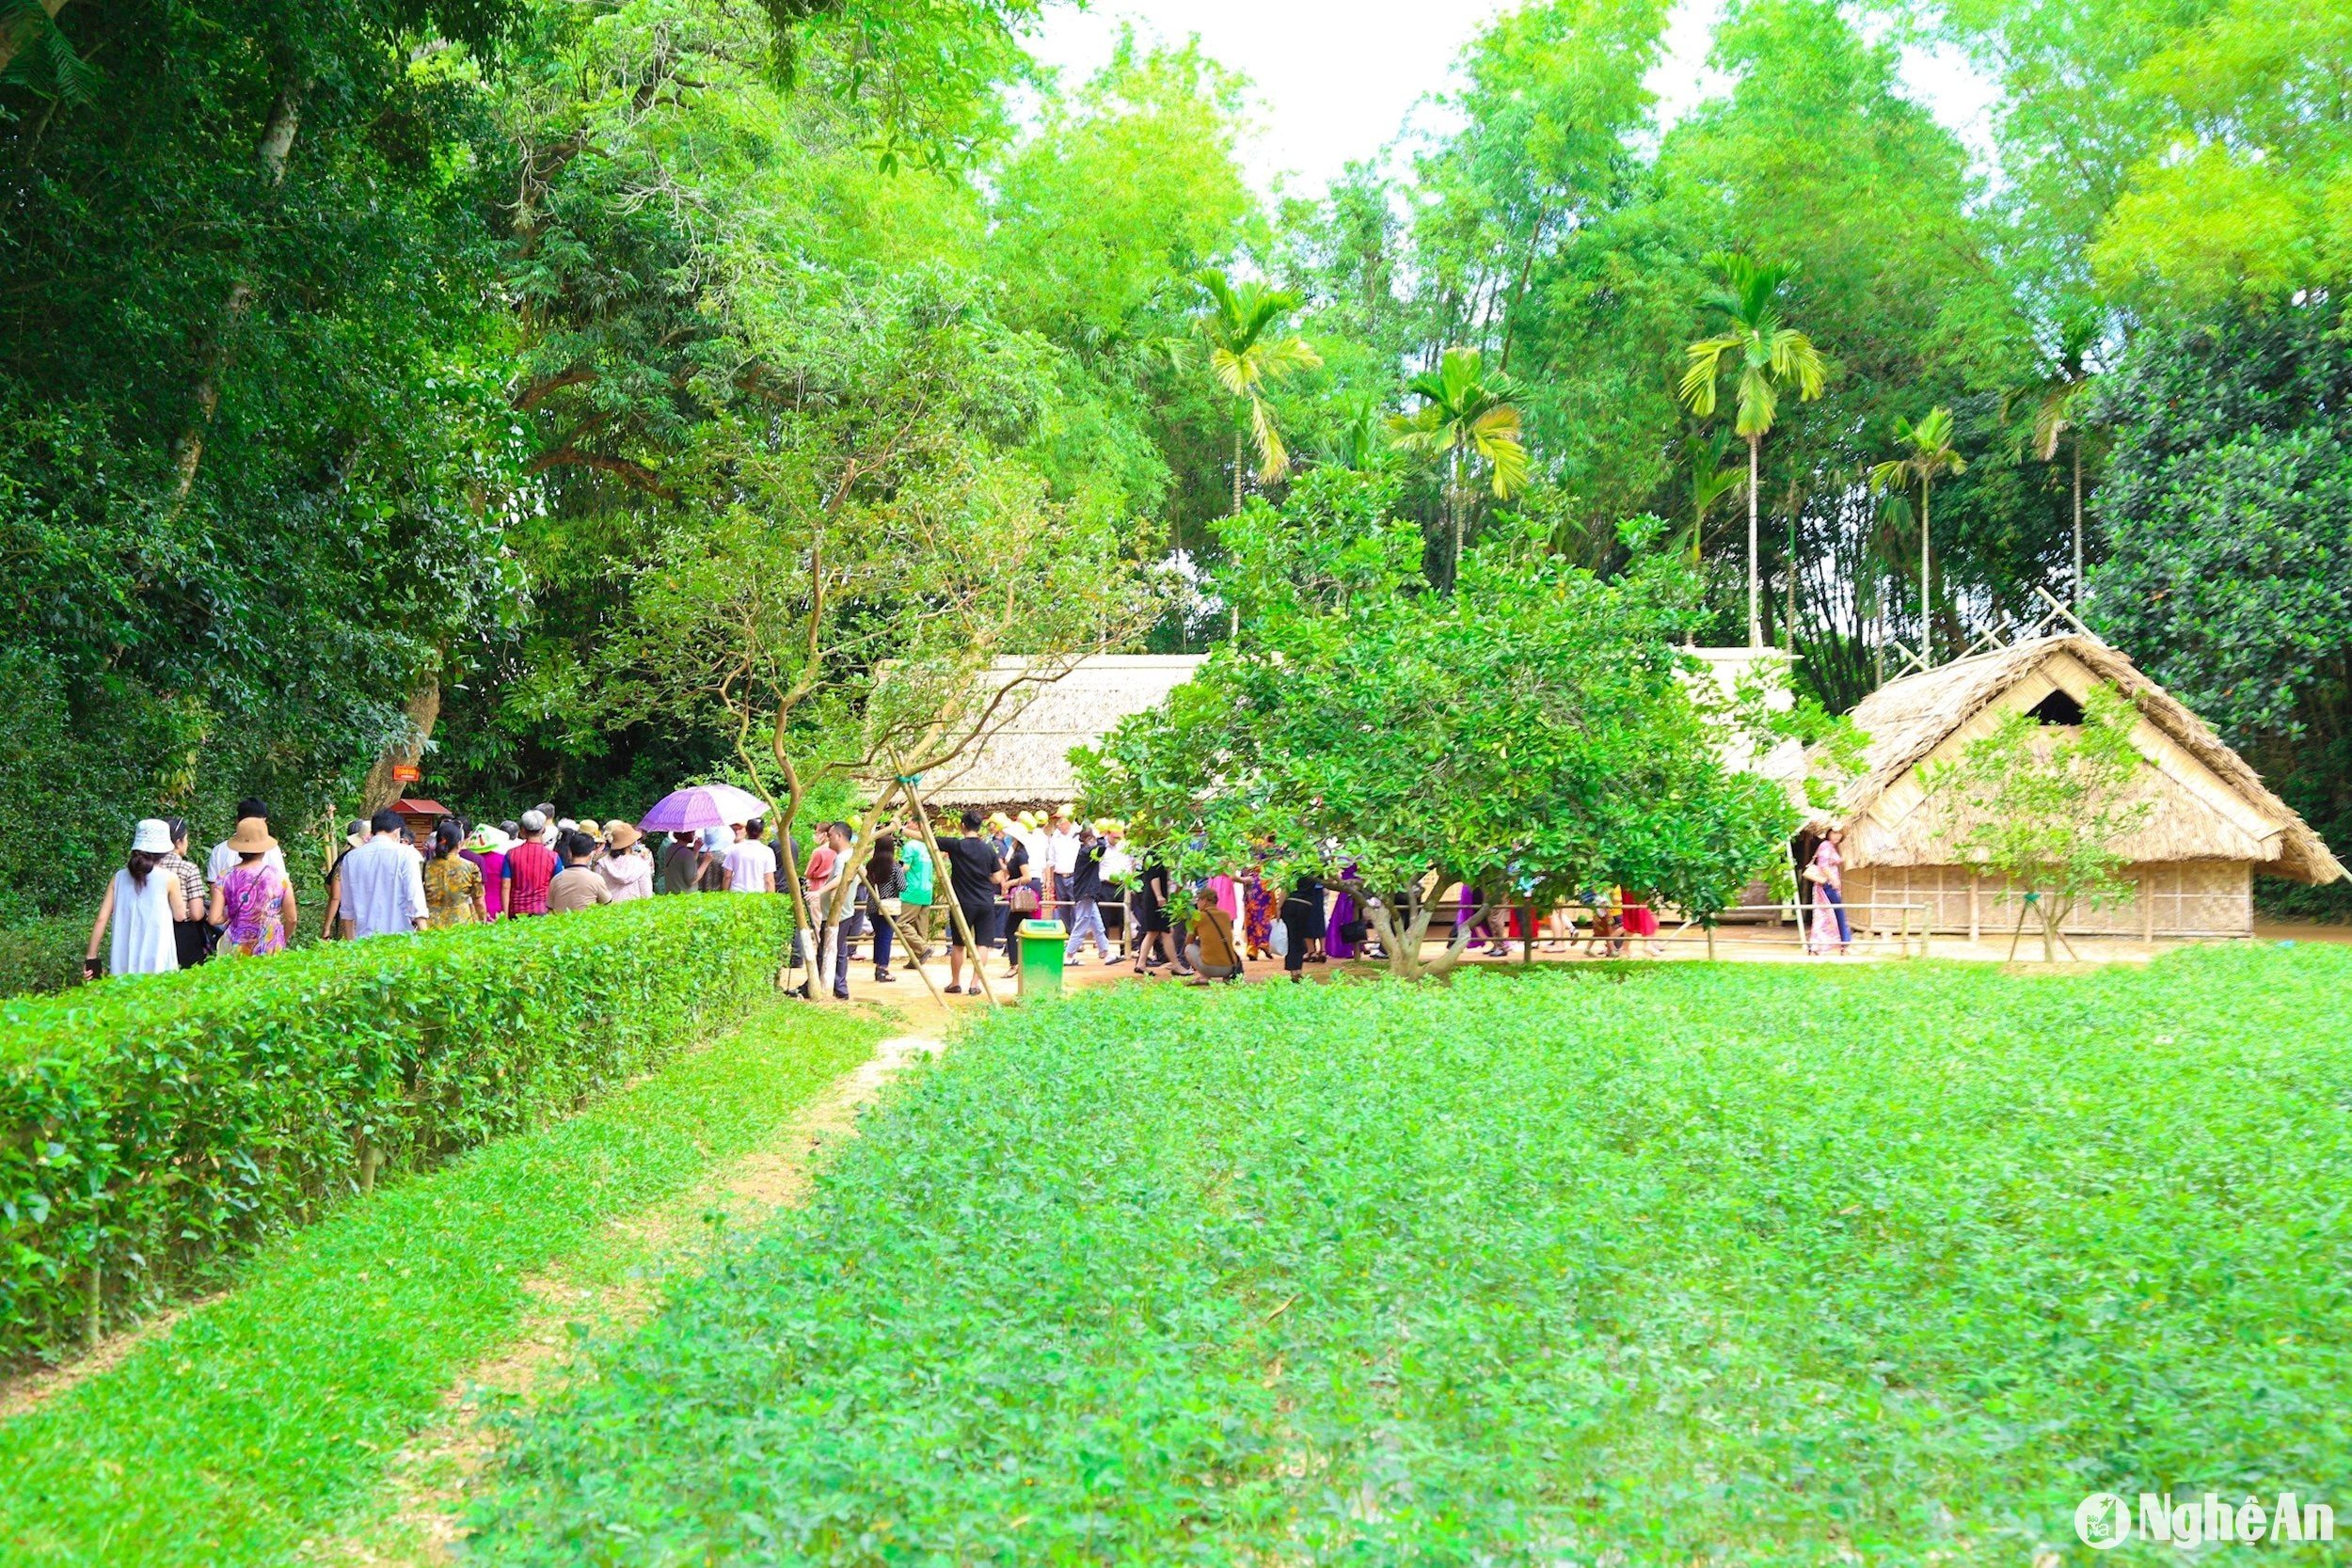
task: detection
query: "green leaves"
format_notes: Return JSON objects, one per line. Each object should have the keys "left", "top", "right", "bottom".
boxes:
{"left": 1930, "top": 681, "right": 2152, "bottom": 958}
{"left": 0, "top": 896, "right": 792, "bottom": 1363}
{"left": 1179, "top": 268, "right": 1323, "bottom": 486}
{"left": 469, "top": 946, "right": 2352, "bottom": 1561}
{"left": 1677, "top": 252, "right": 1826, "bottom": 441}
{"left": 1081, "top": 503, "right": 1796, "bottom": 973}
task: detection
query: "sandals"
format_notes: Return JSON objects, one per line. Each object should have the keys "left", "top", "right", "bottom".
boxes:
{"left": 944, "top": 983, "right": 963, "bottom": 994}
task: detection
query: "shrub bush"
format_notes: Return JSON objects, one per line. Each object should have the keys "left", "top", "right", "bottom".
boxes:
{"left": 0, "top": 915, "right": 89, "bottom": 1001}
{"left": 0, "top": 895, "right": 792, "bottom": 1365}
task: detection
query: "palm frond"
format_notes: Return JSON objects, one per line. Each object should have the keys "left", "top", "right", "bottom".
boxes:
{"left": 1256, "top": 335, "right": 1323, "bottom": 378}
{"left": 1248, "top": 394, "right": 1291, "bottom": 483}
{"left": 1474, "top": 423, "right": 1532, "bottom": 497}
{"left": 1207, "top": 345, "right": 1251, "bottom": 400}
{"left": 1769, "top": 329, "right": 1826, "bottom": 400}
{"left": 1732, "top": 363, "right": 1779, "bottom": 438}
{"left": 1677, "top": 337, "right": 1739, "bottom": 415}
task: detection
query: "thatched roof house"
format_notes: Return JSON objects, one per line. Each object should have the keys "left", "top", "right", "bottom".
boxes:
{"left": 1808, "top": 634, "right": 2344, "bottom": 940}
{"left": 918, "top": 655, "right": 1204, "bottom": 811}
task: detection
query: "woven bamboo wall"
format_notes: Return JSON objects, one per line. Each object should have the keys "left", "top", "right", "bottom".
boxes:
{"left": 1844, "top": 862, "right": 2252, "bottom": 940}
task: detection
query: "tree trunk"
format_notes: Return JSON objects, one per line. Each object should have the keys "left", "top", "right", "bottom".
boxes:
{"left": 816, "top": 783, "right": 904, "bottom": 1001}
{"left": 1785, "top": 503, "right": 1798, "bottom": 653}
{"left": 1371, "top": 897, "right": 1438, "bottom": 980}
{"left": 171, "top": 75, "right": 309, "bottom": 501}
{"left": 1232, "top": 428, "right": 1245, "bottom": 519}
{"left": 2071, "top": 440, "right": 2084, "bottom": 611}
{"left": 1450, "top": 449, "right": 1465, "bottom": 592}
{"left": 1919, "top": 474, "right": 1932, "bottom": 663}
{"left": 1746, "top": 436, "right": 1762, "bottom": 648}
{"left": 764, "top": 721, "right": 821, "bottom": 989}
{"left": 360, "top": 676, "right": 440, "bottom": 814}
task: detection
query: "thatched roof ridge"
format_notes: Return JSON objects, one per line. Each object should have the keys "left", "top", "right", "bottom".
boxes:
{"left": 1814, "top": 635, "right": 2344, "bottom": 883}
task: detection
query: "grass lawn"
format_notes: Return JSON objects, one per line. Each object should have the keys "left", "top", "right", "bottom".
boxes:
{"left": 466, "top": 946, "right": 2352, "bottom": 1565}
{"left": 0, "top": 997, "right": 882, "bottom": 1567}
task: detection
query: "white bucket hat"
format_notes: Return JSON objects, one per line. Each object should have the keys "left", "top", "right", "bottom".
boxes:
{"left": 132, "top": 818, "right": 173, "bottom": 854}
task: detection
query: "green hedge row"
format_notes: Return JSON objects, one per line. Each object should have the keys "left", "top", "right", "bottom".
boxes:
{"left": 0, "top": 895, "right": 792, "bottom": 1364}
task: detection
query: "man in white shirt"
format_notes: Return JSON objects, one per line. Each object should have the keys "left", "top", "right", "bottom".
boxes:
{"left": 208, "top": 796, "right": 289, "bottom": 882}
{"left": 723, "top": 818, "right": 779, "bottom": 894}
{"left": 1042, "top": 809, "right": 1081, "bottom": 927}
{"left": 340, "top": 809, "right": 428, "bottom": 938}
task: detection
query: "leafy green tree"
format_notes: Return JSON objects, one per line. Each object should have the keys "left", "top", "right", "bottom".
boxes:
{"left": 1931, "top": 682, "right": 2152, "bottom": 961}
{"left": 1938, "top": 0, "right": 2348, "bottom": 307}
{"left": 1169, "top": 269, "right": 1323, "bottom": 520}
{"left": 1080, "top": 503, "right": 1796, "bottom": 977}
{"left": 0, "top": 0, "right": 526, "bottom": 910}
{"left": 1867, "top": 406, "right": 1968, "bottom": 662}
{"left": 2087, "top": 298, "right": 2352, "bottom": 917}
{"left": 1389, "top": 346, "right": 1533, "bottom": 587}
{"left": 610, "top": 271, "right": 1156, "bottom": 952}
{"left": 1677, "top": 252, "right": 1827, "bottom": 647}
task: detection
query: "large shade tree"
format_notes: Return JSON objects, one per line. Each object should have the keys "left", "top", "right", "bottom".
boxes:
{"left": 1078, "top": 482, "right": 1798, "bottom": 977}
{"left": 2088, "top": 297, "right": 2352, "bottom": 919}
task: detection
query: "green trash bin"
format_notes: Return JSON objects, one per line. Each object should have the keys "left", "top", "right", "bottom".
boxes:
{"left": 1017, "top": 918, "right": 1069, "bottom": 1000}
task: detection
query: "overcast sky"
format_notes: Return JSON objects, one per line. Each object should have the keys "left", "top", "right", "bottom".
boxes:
{"left": 1024, "top": 0, "right": 2002, "bottom": 198}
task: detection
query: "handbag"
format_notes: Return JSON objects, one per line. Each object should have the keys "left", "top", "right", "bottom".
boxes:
{"left": 1009, "top": 882, "right": 1041, "bottom": 914}
{"left": 1269, "top": 919, "right": 1289, "bottom": 958}
{"left": 880, "top": 896, "right": 904, "bottom": 918}
{"left": 1802, "top": 863, "right": 1827, "bottom": 885}
{"left": 1340, "top": 918, "right": 1367, "bottom": 943}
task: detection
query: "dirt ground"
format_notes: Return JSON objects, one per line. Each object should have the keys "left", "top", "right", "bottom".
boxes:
{"left": 815, "top": 909, "right": 2339, "bottom": 1011}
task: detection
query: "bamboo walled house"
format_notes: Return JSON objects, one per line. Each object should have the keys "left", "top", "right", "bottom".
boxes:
{"left": 1807, "top": 635, "right": 2344, "bottom": 941}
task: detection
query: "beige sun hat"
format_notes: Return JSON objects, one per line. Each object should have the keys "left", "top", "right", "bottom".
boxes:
{"left": 226, "top": 816, "right": 277, "bottom": 854}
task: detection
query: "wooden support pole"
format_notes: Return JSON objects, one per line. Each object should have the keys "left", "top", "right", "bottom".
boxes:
{"left": 846, "top": 781, "right": 950, "bottom": 1014}
{"left": 894, "top": 761, "right": 1002, "bottom": 1010}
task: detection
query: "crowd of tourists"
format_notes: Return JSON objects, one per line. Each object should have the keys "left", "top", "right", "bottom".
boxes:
{"left": 81, "top": 798, "right": 792, "bottom": 978}
{"left": 85, "top": 789, "right": 1858, "bottom": 984}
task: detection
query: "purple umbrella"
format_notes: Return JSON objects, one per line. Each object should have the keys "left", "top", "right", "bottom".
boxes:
{"left": 637, "top": 783, "right": 773, "bottom": 834}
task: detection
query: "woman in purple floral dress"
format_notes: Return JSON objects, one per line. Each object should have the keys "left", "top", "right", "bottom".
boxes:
{"left": 208, "top": 816, "right": 294, "bottom": 957}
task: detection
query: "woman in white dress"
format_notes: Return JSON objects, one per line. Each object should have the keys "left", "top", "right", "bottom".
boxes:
{"left": 84, "top": 818, "right": 188, "bottom": 979}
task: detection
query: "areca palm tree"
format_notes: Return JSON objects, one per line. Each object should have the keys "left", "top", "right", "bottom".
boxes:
{"left": 1868, "top": 405, "right": 1967, "bottom": 662}
{"left": 1677, "top": 425, "right": 1748, "bottom": 568}
{"left": 2003, "top": 316, "right": 2099, "bottom": 610}
{"left": 1388, "top": 346, "right": 1532, "bottom": 585}
{"left": 1171, "top": 269, "right": 1323, "bottom": 518}
{"left": 1677, "top": 253, "right": 1827, "bottom": 647}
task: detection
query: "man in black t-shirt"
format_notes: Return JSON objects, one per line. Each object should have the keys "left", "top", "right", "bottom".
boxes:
{"left": 942, "top": 807, "right": 1002, "bottom": 995}
{"left": 1065, "top": 826, "right": 1114, "bottom": 963}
